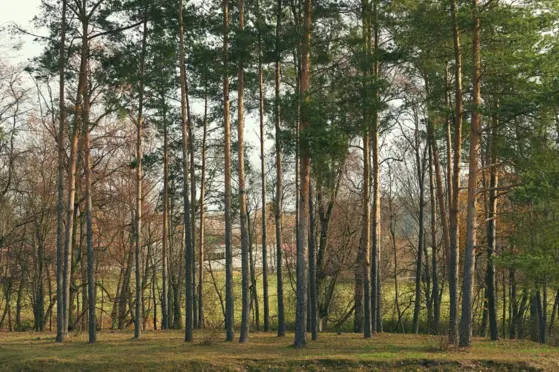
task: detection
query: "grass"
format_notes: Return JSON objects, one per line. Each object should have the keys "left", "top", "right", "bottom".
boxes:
{"left": 1, "top": 330, "right": 558, "bottom": 371}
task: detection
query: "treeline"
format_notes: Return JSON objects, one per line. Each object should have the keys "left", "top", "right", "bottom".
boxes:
{"left": 0, "top": 0, "right": 558, "bottom": 349}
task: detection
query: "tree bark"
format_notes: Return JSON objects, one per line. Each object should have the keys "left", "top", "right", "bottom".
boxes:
{"left": 197, "top": 78, "right": 208, "bottom": 329}
{"left": 274, "top": 0, "right": 285, "bottom": 337}
{"left": 547, "top": 290, "right": 559, "bottom": 339}
{"left": 445, "top": 62, "right": 453, "bottom": 210}
{"left": 371, "top": 0, "right": 382, "bottom": 333}
{"left": 486, "top": 107, "right": 499, "bottom": 341}
{"left": 429, "top": 143, "right": 440, "bottom": 335}
{"left": 449, "top": 0, "right": 464, "bottom": 345}
{"left": 256, "top": 0, "right": 270, "bottom": 333}
{"left": 134, "top": 15, "right": 148, "bottom": 341}
{"left": 81, "top": 18, "right": 95, "bottom": 343}
{"left": 459, "top": 0, "right": 481, "bottom": 347}
{"left": 509, "top": 269, "right": 517, "bottom": 339}
{"left": 178, "top": 0, "right": 193, "bottom": 342}
{"left": 294, "top": 0, "right": 311, "bottom": 348}
{"left": 237, "top": 0, "right": 251, "bottom": 344}
{"left": 161, "top": 93, "right": 169, "bottom": 330}
{"left": 222, "top": 0, "right": 235, "bottom": 342}
{"left": 356, "top": 0, "right": 372, "bottom": 339}
{"left": 62, "top": 8, "right": 87, "bottom": 338}
{"left": 309, "top": 184, "right": 318, "bottom": 340}
{"left": 55, "top": 0, "right": 67, "bottom": 343}
{"left": 538, "top": 286, "right": 547, "bottom": 344}
{"left": 412, "top": 121, "right": 426, "bottom": 335}
{"left": 247, "top": 211, "right": 260, "bottom": 330}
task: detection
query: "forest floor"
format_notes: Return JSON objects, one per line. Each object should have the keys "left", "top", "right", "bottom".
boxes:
{"left": 1, "top": 330, "right": 558, "bottom": 371}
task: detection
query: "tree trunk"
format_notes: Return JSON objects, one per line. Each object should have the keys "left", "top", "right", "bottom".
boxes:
{"left": 387, "top": 168, "right": 404, "bottom": 333}
{"left": 161, "top": 94, "right": 169, "bottom": 330}
{"left": 517, "top": 289, "right": 528, "bottom": 339}
{"left": 248, "top": 211, "right": 260, "bottom": 330}
{"left": 530, "top": 291, "right": 539, "bottom": 342}
{"left": 80, "top": 217, "right": 87, "bottom": 332}
{"left": 294, "top": 0, "right": 311, "bottom": 348}
{"left": 429, "top": 144, "right": 440, "bottom": 335}
{"left": 412, "top": 122, "right": 426, "bottom": 335}
{"left": 188, "top": 102, "right": 197, "bottom": 331}
{"left": 445, "top": 62, "right": 453, "bottom": 210}
{"left": 16, "top": 266, "right": 24, "bottom": 330}
{"left": 178, "top": 0, "right": 193, "bottom": 342}
{"left": 134, "top": 15, "right": 147, "bottom": 341}
{"left": 424, "top": 73, "right": 449, "bottom": 336}
{"left": 371, "top": 0, "right": 382, "bottom": 333}
{"left": 197, "top": 78, "right": 208, "bottom": 329}
{"left": 119, "top": 244, "right": 132, "bottom": 330}
{"left": 151, "top": 253, "right": 157, "bottom": 330}
{"left": 449, "top": 0, "right": 464, "bottom": 345}
{"left": 357, "top": 0, "right": 372, "bottom": 339}
{"left": 502, "top": 269, "right": 507, "bottom": 338}
{"left": 425, "top": 82, "right": 451, "bottom": 316}
{"left": 181, "top": 41, "right": 197, "bottom": 330}
{"left": 237, "top": 0, "right": 251, "bottom": 344}
{"left": 547, "top": 290, "right": 559, "bottom": 339}
{"left": 309, "top": 185, "right": 318, "bottom": 340}
{"left": 256, "top": 0, "right": 270, "bottom": 333}
{"left": 81, "top": 21, "right": 96, "bottom": 343}
{"left": 55, "top": 0, "right": 67, "bottom": 343}
{"left": 486, "top": 108, "right": 499, "bottom": 341}
{"left": 274, "top": 0, "right": 285, "bottom": 337}
{"left": 222, "top": 0, "right": 235, "bottom": 342}
{"left": 459, "top": 0, "right": 481, "bottom": 347}
{"left": 355, "top": 132, "right": 372, "bottom": 336}
{"left": 62, "top": 19, "right": 86, "bottom": 339}
{"left": 538, "top": 286, "right": 546, "bottom": 344}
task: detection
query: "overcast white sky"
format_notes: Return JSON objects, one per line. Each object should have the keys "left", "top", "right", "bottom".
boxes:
{"left": 1, "top": 0, "right": 274, "bottom": 193}
{"left": 1, "top": 0, "right": 44, "bottom": 62}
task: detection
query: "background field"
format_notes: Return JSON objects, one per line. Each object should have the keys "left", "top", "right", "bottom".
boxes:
{"left": 1, "top": 330, "right": 559, "bottom": 371}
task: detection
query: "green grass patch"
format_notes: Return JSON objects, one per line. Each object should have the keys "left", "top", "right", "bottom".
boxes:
{"left": 1, "top": 330, "right": 558, "bottom": 371}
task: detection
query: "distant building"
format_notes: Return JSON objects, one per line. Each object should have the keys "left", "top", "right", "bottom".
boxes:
{"left": 204, "top": 242, "right": 296, "bottom": 272}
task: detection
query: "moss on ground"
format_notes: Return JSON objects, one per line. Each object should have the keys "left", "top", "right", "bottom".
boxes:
{"left": 0, "top": 330, "right": 558, "bottom": 371}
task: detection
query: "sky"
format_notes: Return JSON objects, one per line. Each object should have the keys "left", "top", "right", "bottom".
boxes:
{"left": 1, "top": 0, "right": 271, "bottom": 184}
{"left": 0, "top": 0, "right": 44, "bottom": 62}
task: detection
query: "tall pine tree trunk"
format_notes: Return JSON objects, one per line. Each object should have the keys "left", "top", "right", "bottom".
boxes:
{"left": 62, "top": 10, "right": 87, "bottom": 338}
{"left": 371, "top": 0, "right": 382, "bottom": 333}
{"left": 486, "top": 107, "right": 499, "bottom": 341}
{"left": 445, "top": 62, "right": 453, "bottom": 210}
{"left": 412, "top": 122, "right": 426, "bottom": 334}
{"left": 459, "top": 0, "right": 481, "bottom": 347}
{"left": 425, "top": 75, "right": 449, "bottom": 335}
{"left": 198, "top": 78, "right": 208, "bottom": 329}
{"left": 360, "top": 131, "right": 372, "bottom": 338}
{"left": 238, "top": 0, "right": 251, "bottom": 344}
{"left": 309, "top": 185, "right": 318, "bottom": 340}
{"left": 178, "top": 0, "right": 193, "bottom": 342}
{"left": 81, "top": 18, "right": 95, "bottom": 342}
{"left": 449, "top": 0, "right": 464, "bottom": 345}
{"left": 185, "top": 63, "right": 197, "bottom": 330}
{"left": 161, "top": 94, "right": 169, "bottom": 330}
{"left": 274, "top": 0, "right": 285, "bottom": 337}
{"left": 134, "top": 15, "right": 148, "bottom": 341}
{"left": 53, "top": 0, "right": 68, "bottom": 342}
{"left": 428, "top": 124, "right": 451, "bottom": 289}
{"left": 55, "top": 0, "right": 67, "bottom": 343}
{"left": 256, "top": 0, "right": 270, "bottom": 333}
{"left": 222, "top": 0, "right": 235, "bottom": 342}
{"left": 356, "top": 0, "right": 372, "bottom": 339}
{"left": 294, "top": 0, "right": 311, "bottom": 348}
{"left": 429, "top": 143, "right": 440, "bottom": 334}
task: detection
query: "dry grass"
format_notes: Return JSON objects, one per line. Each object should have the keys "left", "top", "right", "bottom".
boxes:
{"left": 1, "top": 330, "right": 558, "bottom": 371}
